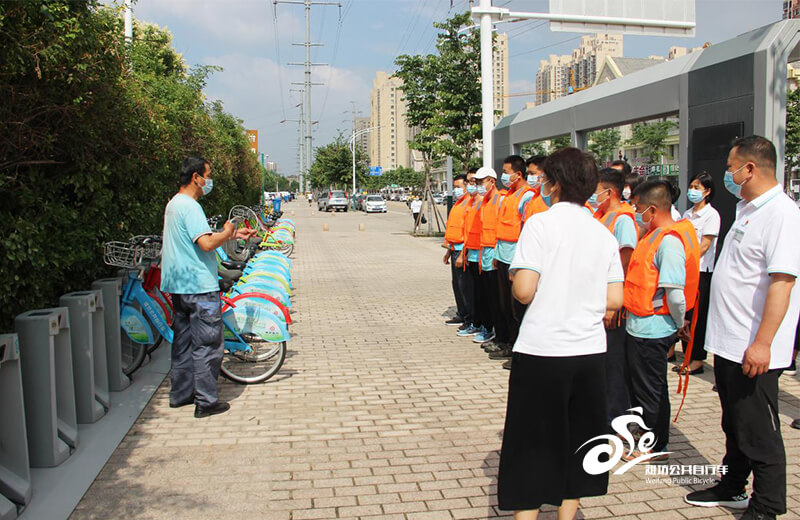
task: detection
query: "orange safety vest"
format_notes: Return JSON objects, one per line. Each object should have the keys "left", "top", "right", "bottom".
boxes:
{"left": 444, "top": 195, "right": 470, "bottom": 246}
{"left": 522, "top": 188, "right": 548, "bottom": 221}
{"left": 624, "top": 219, "right": 701, "bottom": 317}
{"left": 597, "top": 205, "right": 638, "bottom": 237}
{"left": 496, "top": 184, "right": 533, "bottom": 242}
{"left": 464, "top": 196, "right": 483, "bottom": 251}
{"left": 480, "top": 190, "right": 504, "bottom": 248}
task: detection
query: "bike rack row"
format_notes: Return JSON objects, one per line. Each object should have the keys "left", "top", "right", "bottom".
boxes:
{"left": 0, "top": 278, "right": 131, "bottom": 519}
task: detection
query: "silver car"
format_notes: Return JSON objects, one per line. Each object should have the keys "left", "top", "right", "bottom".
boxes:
{"left": 364, "top": 195, "right": 387, "bottom": 213}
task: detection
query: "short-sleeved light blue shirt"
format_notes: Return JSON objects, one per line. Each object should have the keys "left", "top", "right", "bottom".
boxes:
{"left": 613, "top": 214, "right": 638, "bottom": 250}
{"left": 626, "top": 235, "right": 686, "bottom": 339}
{"left": 467, "top": 249, "right": 480, "bottom": 263}
{"left": 495, "top": 190, "right": 535, "bottom": 264}
{"left": 160, "top": 194, "right": 220, "bottom": 294}
{"left": 481, "top": 247, "right": 496, "bottom": 271}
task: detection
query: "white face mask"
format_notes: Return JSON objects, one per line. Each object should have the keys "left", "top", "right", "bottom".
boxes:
{"left": 622, "top": 187, "right": 631, "bottom": 200}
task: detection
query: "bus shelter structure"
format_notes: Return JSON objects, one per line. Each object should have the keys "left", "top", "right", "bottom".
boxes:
{"left": 493, "top": 19, "right": 800, "bottom": 238}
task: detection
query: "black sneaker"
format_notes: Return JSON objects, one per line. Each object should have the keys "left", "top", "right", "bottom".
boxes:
{"left": 502, "top": 359, "right": 512, "bottom": 370}
{"left": 791, "top": 418, "right": 800, "bottom": 430}
{"left": 194, "top": 401, "right": 231, "bottom": 419}
{"left": 444, "top": 316, "right": 464, "bottom": 326}
{"left": 740, "top": 507, "right": 776, "bottom": 520}
{"left": 457, "top": 322, "right": 470, "bottom": 332}
{"left": 684, "top": 484, "right": 749, "bottom": 509}
{"left": 483, "top": 342, "right": 506, "bottom": 353}
{"left": 488, "top": 348, "right": 512, "bottom": 360}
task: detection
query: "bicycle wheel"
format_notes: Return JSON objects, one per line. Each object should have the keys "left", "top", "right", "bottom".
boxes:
{"left": 280, "top": 242, "right": 294, "bottom": 257}
{"left": 120, "top": 328, "right": 149, "bottom": 376}
{"left": 220, "top": 295, "right": 288, "bottom": 384}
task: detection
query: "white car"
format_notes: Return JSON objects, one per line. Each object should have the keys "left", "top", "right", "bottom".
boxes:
{"left": 364, "top": 195, "right": 387, "bottom": 213}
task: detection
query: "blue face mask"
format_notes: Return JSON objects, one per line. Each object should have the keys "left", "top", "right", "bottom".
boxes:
{"left": 453, "top": 187, "right": 464, "bottom": 199}
{"left": 687, "top": 188, "right": 704, "bottom": 204}
{"left": 200, "top": 177, "right": 213, "bottom": 196}
{"left": 541, "top": 181, "right": 552, "bottom": 207}
{"left": 724, "top": 165, "right": 747, "bottom": 199}
{"left": 634, "top": 206, "right": 652, "bottom": 229}
{"left": 477, "top": 185, "right": 487, "bottom": 195}
{"left": 527, "top": 174, "right": 540, "bottom": 189}
{"left": 500, "top": 173, "right": 512, "bottom": 185}
{"left": 466, "top": 184, "right": 477, "bottom": 195}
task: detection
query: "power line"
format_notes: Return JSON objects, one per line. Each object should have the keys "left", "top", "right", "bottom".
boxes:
{"left": 510, "top": 35, "right": 582, "bottom": 58}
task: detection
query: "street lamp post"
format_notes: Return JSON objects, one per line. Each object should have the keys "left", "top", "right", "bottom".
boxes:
{"left": 259, "top": 153, "right": 269, "bottom": 205}
{"left": 349, "top": 126, "right": 380, "bottom": 195}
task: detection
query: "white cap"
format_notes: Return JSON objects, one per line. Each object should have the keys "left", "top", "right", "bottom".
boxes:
{"left": 474, "top": 167, "right": 497, "bottom": 180}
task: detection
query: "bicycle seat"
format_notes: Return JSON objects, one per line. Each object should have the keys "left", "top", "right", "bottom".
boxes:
{"left": 221, "top": 260, "right": 247, "bottom": 271}
{"left": 218, "top": 267, "right": 243, "bottom": 283}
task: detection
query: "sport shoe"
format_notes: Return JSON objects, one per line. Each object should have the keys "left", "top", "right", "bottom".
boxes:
{"left": 488, "top": 348, "right": 512, "bottom": 360}
{"left": 194, "top": 401, "right": 231, "bottom": 419}
{"left": 740, "top": 507, "right": 776, "bottom": 520}
{"left": 502, "top": 359, "right": 512, "bottom": 370}
{"left": 457, "top": 324, "right": 479, "bottom": 337}
{"left": 444, "top": 316, "right": 464, "bottom": 326}
{"left": 457, "top": 322, "right": 470, "bottom": 332}
{"left": 483, "top": 342, "right": 506, "bottom": 353}
{"left": 684, "top": 483, "right": 749, "bottom": 509}
{"left": 473, "top": 327, "right": 496, "bottom": 344}
{"left": 792, "top": 418, "right": 800, "bottom": 430}
{"left": 785, "top": 359, "right": 797, "bottom": 376}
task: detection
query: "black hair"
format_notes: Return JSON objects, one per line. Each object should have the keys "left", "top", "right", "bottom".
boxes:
{"left": 610, "top": 160, "right": 632, "bottom": 177}
{"left": 690, "top": 171, "right": 715, "bottom": 204}
{"left": 180, "top": 156, "right": 209, "bottom": 186}
{"left": 632, "top": 179, "right": 673, "bottom": 211}
{"left": 453, "top": 174, "right": 467, "bottom": 182}
{"left": 503, "top": 155, "right": 526, "bottom": 175}
{"left": 598, "top": 168, "right": 625, "bottom": 195}
{"left": 526, "top": 155, "right": 547, "bottom": 168}
{"left": 651, "top": 176, "right": 680, "bottom": 203}
{"left": 625, "top": 172, "right": 642, "bottom": 192}
{"left": 542, "top": 147, "right": 598, "bottom": 206}
{"left": 731, "top": 135, "right": 777, "bottom": 171}
{"left": 467, "top": 167, "right": 479, "bottom": 174}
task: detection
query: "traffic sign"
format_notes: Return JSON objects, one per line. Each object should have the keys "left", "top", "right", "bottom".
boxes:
{"left": 369, "top": 166, "right": 383, "bottom": 176}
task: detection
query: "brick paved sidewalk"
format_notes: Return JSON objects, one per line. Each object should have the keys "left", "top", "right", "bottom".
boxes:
{"left": 71, "top": 201, "right": 800, "bottom": 520}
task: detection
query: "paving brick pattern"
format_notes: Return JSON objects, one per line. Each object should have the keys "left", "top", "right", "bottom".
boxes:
{"left": 71, "top": 201, "right": 800, "bottom": 520}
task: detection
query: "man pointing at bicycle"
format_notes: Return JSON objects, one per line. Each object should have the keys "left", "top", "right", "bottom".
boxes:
{"left": 161, "top": 156, "right": 256, "bottom": 418}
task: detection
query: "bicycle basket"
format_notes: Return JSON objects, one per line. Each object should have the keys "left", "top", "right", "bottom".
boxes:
{"left": 129, "top": 235, "right": 162, "bottom": 260}
{"left": 103, "top": 241, "right": 144, "bottom": 268}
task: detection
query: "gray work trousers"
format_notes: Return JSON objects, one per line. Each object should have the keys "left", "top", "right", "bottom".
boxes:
{"left": 170, "top": 292, "right": 224, "bottom": 407}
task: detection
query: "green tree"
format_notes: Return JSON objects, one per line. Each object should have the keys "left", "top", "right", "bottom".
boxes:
{"left": 0, "top": 1, "right": 261, "bottom": 328}
{"left": 549, "top": 136, "right": 571, "bottom": 152}
{"left": 308, "top": 134, "right": 368, "bottom": 190}
{"left": 521, "top": 142, "right": 547, "bottom": 157}
{"left": 588, "top": 128, "right": 621, "bottom": 163}
{"left": 627, "top": 120, "right": 677, "bottom": 163}
{"left": 785, "top": 87, "right": 800, "bottom": 180}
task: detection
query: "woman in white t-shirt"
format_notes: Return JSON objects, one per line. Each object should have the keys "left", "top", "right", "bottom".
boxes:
{"left": 496, "top": 148, "right": 624, "bottom": 520}
{"left": 675, "top": 172, "right": 720, "bottom": 374}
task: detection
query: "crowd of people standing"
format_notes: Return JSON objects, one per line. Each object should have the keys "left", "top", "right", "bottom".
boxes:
{"left": 441, "top": 136, "right": 800, "bottom": 520}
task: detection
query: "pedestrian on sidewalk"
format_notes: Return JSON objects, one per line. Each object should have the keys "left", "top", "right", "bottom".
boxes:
{"left": 410, "top": 196, "right": 424, "bottom": 226}
{"left": 443, "top": 174, "right": 469, "bottom": 326}
{"left": 497, "top": 147, "right": 624, "bottom": 520}
{"left": 161, "top": 156, "right": 256, "bottom": 419}
{"left": 685, "top": 136, "right": 800, "bottom": 519}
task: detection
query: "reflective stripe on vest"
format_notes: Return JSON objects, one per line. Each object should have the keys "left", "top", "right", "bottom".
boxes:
{"left": 444, "top": 195, "right": 470, "bottom": 245}
{"left": 480, "top": 192, "right": 502, "bottom": 247}
{"left": 623, "top": 220, "right": 701, "bottom": 317}
{"left": 464, "top": 197, "right": 483, "bottom": 251}
{"left": 496, "top": 185, "right": 532, "bottom": 242}
{"left": 599, "top": 207, "right": 637, "bottom": 237}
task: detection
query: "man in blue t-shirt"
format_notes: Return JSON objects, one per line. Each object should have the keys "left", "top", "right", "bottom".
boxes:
{"left": 161, "top": 157, "right": 256, "bottom": 418}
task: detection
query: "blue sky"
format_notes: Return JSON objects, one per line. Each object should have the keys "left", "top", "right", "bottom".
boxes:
{"left": 122, "top": 0, "right": 782, "bottom": 175}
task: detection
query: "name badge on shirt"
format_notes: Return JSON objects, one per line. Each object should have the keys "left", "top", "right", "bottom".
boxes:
{"left": 733, "top": 227, "right": 745, "bottom": 242}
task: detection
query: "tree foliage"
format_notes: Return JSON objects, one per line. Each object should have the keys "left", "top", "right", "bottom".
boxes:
{"left": 308, "top": 134, "right": 368, "bottom": 190}
{"left": 549, "top": 136, "right": 572, "bottom": 152}
{"left": 0, "top": 1, "right": 262, "bottom": 328}
{"left": 363, "top": 166, "right": 425, "bottom": 191}
{"left": 785, "top": 87, "right": 800, "bottom": 178}
{"left": 628, "top": 120, "right": 677, "bottom": 163}
{"left": 521, "top": 142, "right": 547, "bottom": 157}
{"left": 588, "top": 128, "right": 621, "bottom": 163}
{"left": 394, "top": 12, "right": 483, "bottom": 175}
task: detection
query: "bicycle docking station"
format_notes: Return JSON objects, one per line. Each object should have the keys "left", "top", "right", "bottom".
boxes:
{"left": 14, "top": 308, "right": 78, "bottom": 468}
{"left": 0, "top": 334, "right": 32, "bottom": 520}
{"left": 59, "top": 291, "right": 109, "bottom": 424}
{"left": 91, "top": 278, "right": 130, "bottom": 391}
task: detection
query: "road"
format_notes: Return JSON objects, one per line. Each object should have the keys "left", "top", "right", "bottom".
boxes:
{"left": 71, "top": 200, "right": 800, "bottom": 520}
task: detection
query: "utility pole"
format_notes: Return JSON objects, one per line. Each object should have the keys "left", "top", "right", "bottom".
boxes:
{"left": 123, "top": 0, "right": 132, "bottom": 43}
{"left": 275, "top": 0, "right": 341, "bottom": 194}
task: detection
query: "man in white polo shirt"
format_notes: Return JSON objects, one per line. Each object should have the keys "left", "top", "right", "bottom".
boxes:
{"left": 685, "top": 136, "right": 800, "bottom": 520}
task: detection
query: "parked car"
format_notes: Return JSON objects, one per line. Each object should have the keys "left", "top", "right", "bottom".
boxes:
{"left": 389, "top": 193, "right": 399, "bottom": 201}
{"left": 354, "top": 194, "right": 367, "bottom": 211}
{"left": 364, "top": 195, "right": 387, "bottom": 213}
{"left": 324, "top": 190, "right": 348, "bottom": 212}
{"left": 317, "top": 191, "right": 329, "bottom": 211}
{"left": 399, "top": 193, "right": 410, "bottom": 202}
{"left": 433, "top": 193, "right": 444, "bottom": 205}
